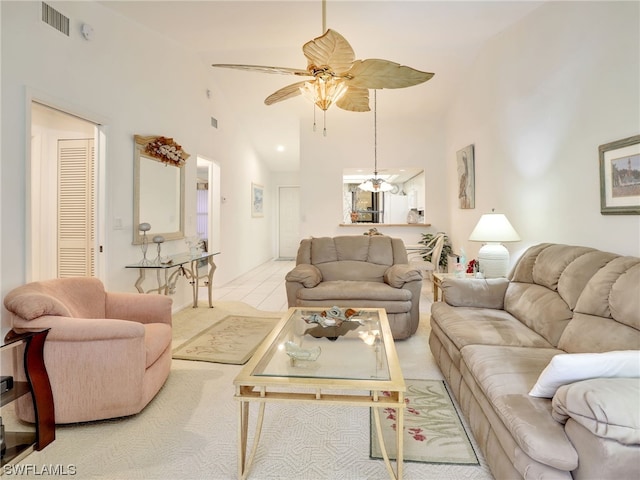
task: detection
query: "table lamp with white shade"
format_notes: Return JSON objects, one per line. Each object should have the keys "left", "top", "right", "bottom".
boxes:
{"left": 469, "top": 211, "right": 521, "bottom": 278}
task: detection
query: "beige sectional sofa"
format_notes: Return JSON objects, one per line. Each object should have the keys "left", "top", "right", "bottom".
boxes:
{"left": 429, "top": 243, "right": 639, "bottom": 479}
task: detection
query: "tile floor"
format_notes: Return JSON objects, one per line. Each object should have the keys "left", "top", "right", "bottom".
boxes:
{"left": 205, "top": 259, "right": 435, "bottom": 313}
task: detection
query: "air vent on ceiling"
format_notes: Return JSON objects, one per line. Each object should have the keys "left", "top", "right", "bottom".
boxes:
{"left": 211, "top": 117, "right": 218, "bottom": 129}
{"left": 41, "top": 2, "right": 70, "bottom": 36}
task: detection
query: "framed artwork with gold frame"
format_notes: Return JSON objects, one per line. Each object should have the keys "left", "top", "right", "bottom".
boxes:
{"left": 599, "top": 135, "right": 640, "bottom": 215}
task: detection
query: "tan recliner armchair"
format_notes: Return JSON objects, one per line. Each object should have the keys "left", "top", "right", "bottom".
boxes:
{"left": 285, "top": 235, "right": 422, "bottom": 339}
{"left": 4, "top": 277, "right": 172, "bottom": 424}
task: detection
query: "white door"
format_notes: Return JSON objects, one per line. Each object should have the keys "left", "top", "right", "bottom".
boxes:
{"left": 57, "top": 138, "right": 95, "bottom": 277}
{"left": 278, "top": 186, "right": 300, "bottom": 259}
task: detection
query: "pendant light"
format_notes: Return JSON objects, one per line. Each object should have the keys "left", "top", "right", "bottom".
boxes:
{"left": 359, "top": 90, "right": 393, "bottom": 192}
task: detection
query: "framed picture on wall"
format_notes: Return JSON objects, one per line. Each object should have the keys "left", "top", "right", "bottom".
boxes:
{"left": 456, "top": 144, "right": 475, "bottom": 209}
{"left": 599, "top": 135, "right": 640, "bottom": 215}
{"left": 251, "top": 182, "right": 264, "bottom": 217}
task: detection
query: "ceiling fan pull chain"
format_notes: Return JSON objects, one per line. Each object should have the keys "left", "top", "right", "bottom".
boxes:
{"left": 312, "top": 104, "right": 317, "bottom": 132}
{"left": 323, "top": 110, "right": 327, "bottom": 137}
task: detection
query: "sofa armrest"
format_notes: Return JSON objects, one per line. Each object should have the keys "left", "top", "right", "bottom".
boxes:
{"left": 12, "top": 315, "right": 146, "bottom": 342}
{"left": 106, "top": 291, "right": 172, "bottom": 325}
{"left": 384, "top": 264, "right": 422, "bottom": 288}
{"left": 285, "top": 264, "right": 322, "bottom": 287}
{"left": 552, "top": 377, "right": 640, "bottom": 445}
{"left": 441, "top": 277, "right": 509, "bottom": 309}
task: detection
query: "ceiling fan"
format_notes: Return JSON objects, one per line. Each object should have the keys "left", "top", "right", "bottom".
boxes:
{"left": 211, "top": 2, "right": 434, "bottom": 133}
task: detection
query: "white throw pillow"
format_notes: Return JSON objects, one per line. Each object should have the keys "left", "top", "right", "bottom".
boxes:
{"left": 529, "top": 350, "right": 640, "bottom": 398}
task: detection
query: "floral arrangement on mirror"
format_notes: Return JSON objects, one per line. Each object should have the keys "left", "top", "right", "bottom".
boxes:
{"left": 144, "top": 136, "right": 190, "bottom": 167}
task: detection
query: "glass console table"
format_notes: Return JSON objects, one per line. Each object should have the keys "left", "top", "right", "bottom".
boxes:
{"left": 125, "top": 251, "right": 220, "bottom": 308}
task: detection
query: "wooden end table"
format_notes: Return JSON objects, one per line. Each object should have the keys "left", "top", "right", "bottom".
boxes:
{"left": 1, "top": 329, "right": 55, "bottom": 468}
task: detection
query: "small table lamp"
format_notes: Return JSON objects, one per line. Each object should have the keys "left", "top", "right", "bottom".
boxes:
{"left": 469, "top": 211, "right": 520, "bottom": 278}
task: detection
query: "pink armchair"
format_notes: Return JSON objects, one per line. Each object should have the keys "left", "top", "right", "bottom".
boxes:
{"left": 3, "top": 277, "right": 172, "bottom": 424}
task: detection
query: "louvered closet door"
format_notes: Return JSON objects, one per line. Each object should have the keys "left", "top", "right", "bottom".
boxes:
{"left": 57, "top": 138, "right": 95, "bottom": 277}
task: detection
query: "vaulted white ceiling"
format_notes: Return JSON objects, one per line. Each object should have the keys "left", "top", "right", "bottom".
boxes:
{"left": 101, "top": 1, "right": 545, "bottom": 172}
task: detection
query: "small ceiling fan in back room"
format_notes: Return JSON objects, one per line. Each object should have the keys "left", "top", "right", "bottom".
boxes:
{"left": 211, "top": 0, "right": 434, "bottom": 135}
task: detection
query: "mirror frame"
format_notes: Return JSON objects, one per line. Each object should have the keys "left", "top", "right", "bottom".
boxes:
{"left": 133, "top": 135, "right": 188, "bottom": 245}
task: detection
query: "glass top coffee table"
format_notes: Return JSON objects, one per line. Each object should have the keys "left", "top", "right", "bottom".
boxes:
{"left": 234, "top": 307, "right": 406, "bottom": 479}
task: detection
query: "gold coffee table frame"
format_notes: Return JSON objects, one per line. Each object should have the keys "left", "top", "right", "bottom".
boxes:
{"left": 234, "top": 307, "right": 406, "bottom": 480}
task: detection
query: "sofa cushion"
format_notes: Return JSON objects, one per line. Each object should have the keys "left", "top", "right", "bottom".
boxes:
{"left": 529, "top": 350, "right": 640, "bottom": 398}
{"left": 431, "top": 303, "right": 553, "bottom": 351}
{"left": 334, "top": 235, "right": 372, "bottom": 262}
{"left": 504, "top": 283, "right": 573, "bottom": 347}
{"left": 284, "top": 264, "right": 322, "bottom": 287}
{"left": 310, "top": 236, "right": 341, "bottom": 263}
{"left": 530, "top": 244, "right": 595, "bottom": 292}
{"left": 430, "top": 303, "right": 553, "bottom": 373}
{"left": 552, "top": 377, "right": 640, "bottom": 445}
{"left": 558, "top": 313, "right": 640, "bottom": 354}
{"left": 461, "top": 344, "right": 579, "bottom": 470}
{"left": 317, "top": 260, "right": 388, "bottom": 283}
{"left": 574, "top": 257, "right": 640, "bottom": 328}
{"left": 441, "top": 278, "right": 509, "bottom": 309}
{"left": 5, "top": 292, "right": 72, "bottom": 320}
{"left": 384, "top": 264, "right": 423, "bottom": 288}
{"left": 308, "top": 235, "right": 397, "bottom": 265}
{"left": 4, "top": 277, "right": 107, "bottom": 319}
{"left": 296, "top": 280, "right": 411, "bottom": 302}
{"left": 557, "top": 250, "right": 619, "bottom": 310}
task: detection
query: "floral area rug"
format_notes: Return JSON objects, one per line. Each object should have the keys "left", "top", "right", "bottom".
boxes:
{"left": 370, "top": 379, "right": 479, "bottom": 465}
{"left": 172, "top": 315, "right": 279, "bottom": 365}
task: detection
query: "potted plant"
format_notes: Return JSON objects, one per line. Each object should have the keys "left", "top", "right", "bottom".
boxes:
{"left": 418, "top": 232, "right": 453, "bottom": 271}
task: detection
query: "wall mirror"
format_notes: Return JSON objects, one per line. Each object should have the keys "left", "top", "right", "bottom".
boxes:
{"left": 342, "top": 168, "right": 425, "bottom": 224}
{"left": 133, "top": 135, "right": 188, "bottom": 245}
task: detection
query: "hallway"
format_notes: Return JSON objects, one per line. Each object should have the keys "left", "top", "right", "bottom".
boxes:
{"left": 207, "top": 259, "right": 435, "bottom": 313}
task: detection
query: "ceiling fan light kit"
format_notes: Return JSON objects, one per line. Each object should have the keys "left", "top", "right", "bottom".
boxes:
{"left": 300, "top": 76, "right": 348, "bottom": 112}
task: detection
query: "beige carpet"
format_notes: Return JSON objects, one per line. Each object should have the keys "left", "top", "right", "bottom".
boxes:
{"left": 371, "top": 379, "right": 478, "bottom": 465}
{"left": 172, "top": 314, "right": 280, "bottom": 364}
{"left": 10, "top": 303, "right": 493, "bottom": 479}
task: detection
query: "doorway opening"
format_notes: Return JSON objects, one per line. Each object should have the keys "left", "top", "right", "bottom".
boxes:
{"left": 196, "top": 156, "right": 221, "bottom": 255}
{"left": 29, "top": 101, "right": 103, "bottom": 281}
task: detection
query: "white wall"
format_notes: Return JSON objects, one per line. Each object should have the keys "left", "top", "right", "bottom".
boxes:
{"left": 445, "top": 1, "right": 640, "bottom": 266}
{"left": 299, "top": 108, "right": 448, "bottom": 247}
{"left": 1, "top": 1, "right": 274, "bottom": 322}
{"left": 2, "top": 1, "right": 638, "bottom": 327}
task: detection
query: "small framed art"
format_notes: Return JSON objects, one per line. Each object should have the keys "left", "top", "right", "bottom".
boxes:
{"left": 251, "top": 183, "right": 264, "bottom": 217}
{"left": 599, "top": 135, "right": 640, "bottom": 215}
{"left": 456, "top": 144, "right": 475, "bottom": 209}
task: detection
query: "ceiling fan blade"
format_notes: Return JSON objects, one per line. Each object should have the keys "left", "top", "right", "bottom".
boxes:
{"left": 211, "top": 64, "right": 311, "bottom": 77}
{"left": 303, "top": 29, "right": 355, "bottom": 74}
{"left": 264, "top": 81, "right": 308, "bottom": 106}
{"left": 347, "top": 59, "right": 434, "bottom": 89}
{"left": 336, "top": 87, "right": 370, "bottom": 112}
